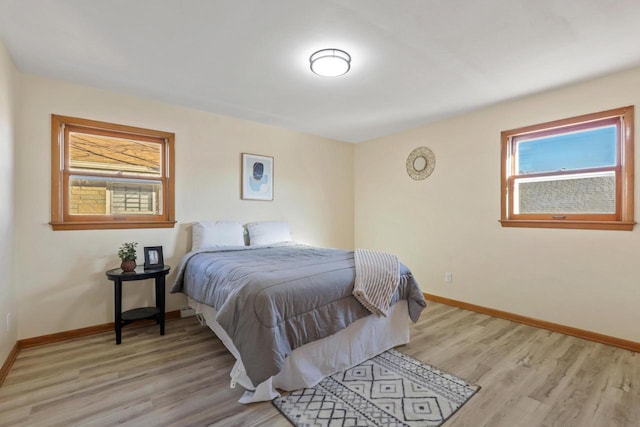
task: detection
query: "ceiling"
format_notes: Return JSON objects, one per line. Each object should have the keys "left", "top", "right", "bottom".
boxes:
{"left": 1, "top": 0, "right": 640, "bottom": 143}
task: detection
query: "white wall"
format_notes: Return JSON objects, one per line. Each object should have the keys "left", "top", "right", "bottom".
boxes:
{"left": 14, "top": 75, "right": 354, "bottom": 340}
{"left": 9, "top": 55, "right": 640, "bottom": 345}
{"left": 0, "top": 41, "right": 17, "bottom": 361}
{"left": 355, "top": 67, "right": 640, "bottom": 342}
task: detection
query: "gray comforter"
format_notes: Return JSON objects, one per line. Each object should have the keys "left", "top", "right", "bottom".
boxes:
{"left": 170, "top": 244, "right": 426, "bottom": 386}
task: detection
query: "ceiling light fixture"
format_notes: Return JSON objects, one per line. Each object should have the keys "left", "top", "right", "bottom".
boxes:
{"left": 309, "top": 48, "right": 351, "bottom": 77}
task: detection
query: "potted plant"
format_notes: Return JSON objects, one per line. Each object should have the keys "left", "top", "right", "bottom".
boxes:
{"left": 118, "top": 242, "right": 138, "bottom": 272}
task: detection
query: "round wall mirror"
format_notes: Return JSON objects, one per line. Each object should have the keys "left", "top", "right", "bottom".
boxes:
{"left": 413, "top": 156, "right": 427, "bottom": 171}
{"left": 406, "top": 146, "right": 435, "bottom": 180}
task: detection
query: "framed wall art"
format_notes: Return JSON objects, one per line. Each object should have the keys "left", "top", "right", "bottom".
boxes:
{"left": 241, "top": 153, "right": 274, "bottom": 201}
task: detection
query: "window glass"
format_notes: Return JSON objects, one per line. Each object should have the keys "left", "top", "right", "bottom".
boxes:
{"left": 514, "top": 172, "right": 615, "bottom": 214}
{"left": 516, "top": 125, "right": 616, "bottom": 174}
{"left": 69, "top": 132, "right": 162, "bottom": 177}
{"left": 69, "top": 177, "right": 162, "bottom": 215}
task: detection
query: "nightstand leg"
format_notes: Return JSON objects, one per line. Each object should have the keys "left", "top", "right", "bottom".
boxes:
{"left": 114, "top": 279, "right": 122, "bottom": 344}
{"left": 156, "top": 275, "right": 165, "bottom": 336}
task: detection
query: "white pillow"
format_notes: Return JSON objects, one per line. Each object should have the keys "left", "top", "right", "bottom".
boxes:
{"left": 192, "top": 221, "right": 245, "bottom": 250}
{"left": 246, "top": 221, "right": 292, "bottom": 246}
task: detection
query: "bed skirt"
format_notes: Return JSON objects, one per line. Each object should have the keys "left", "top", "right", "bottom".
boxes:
{"left": 187, "top": 297, "right": 410, "bottom": 403}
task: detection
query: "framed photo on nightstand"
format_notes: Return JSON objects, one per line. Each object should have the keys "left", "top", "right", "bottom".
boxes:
{"left": 144, "top": 246, "right": 164, "bottom": 269}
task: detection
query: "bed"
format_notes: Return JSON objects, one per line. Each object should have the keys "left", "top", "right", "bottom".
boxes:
{"left": 170, "top": 221, "right": 426, "bottom": 403}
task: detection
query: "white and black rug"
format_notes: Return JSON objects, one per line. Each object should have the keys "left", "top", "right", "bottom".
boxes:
{"left": 273, "top": 349, "right": 479, "bottom": 426}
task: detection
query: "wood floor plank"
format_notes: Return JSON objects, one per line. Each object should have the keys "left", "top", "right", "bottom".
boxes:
{"left": 0, "top": 302, "right": 638, "bottom": 426}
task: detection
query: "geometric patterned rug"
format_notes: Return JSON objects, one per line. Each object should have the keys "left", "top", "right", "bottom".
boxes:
{"left": 272, "top": 348, "right": 480, "bottom": 426}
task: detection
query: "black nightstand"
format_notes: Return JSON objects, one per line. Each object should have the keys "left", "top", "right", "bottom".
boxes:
{"left": 105, "top": 265, "right": 171, "bottom": 344}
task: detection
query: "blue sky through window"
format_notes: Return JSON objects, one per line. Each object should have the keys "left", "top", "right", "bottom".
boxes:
{"left": 517, "top": 126, "right": 616, "bottom": 174}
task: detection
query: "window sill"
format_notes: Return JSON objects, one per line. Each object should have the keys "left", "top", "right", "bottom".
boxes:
{"left": 50, "top": 220, "right": 177, "bottom": 231}
{"left": 499, "top": 219, "right": 635, "bottom": 231}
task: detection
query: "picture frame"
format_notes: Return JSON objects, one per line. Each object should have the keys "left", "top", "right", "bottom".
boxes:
{"left": 143, "top": 246, "right": 164, "bottom": 269}
{"left": 241, "top": 153, "right": 274, "bottom": 201}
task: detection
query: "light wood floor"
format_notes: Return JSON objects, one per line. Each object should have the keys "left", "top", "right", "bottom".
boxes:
{"left": 0, "top": 302, "right": 638, "bottom": 427}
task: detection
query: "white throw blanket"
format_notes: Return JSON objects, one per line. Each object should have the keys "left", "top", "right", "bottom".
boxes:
{"left": 353, "top": 249, "right": 400, "bottom": 317}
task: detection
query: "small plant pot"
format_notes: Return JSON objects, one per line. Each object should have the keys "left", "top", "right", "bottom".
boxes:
{"left": 121, "top": 259, "right": 136, "bottom": 272}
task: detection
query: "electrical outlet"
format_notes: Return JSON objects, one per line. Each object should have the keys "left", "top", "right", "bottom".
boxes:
{"left": 6, "top": 313, "right": 11, "bottom": 332}
{"left": 445, "top": 272, "right": 453, "bottom": 283}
